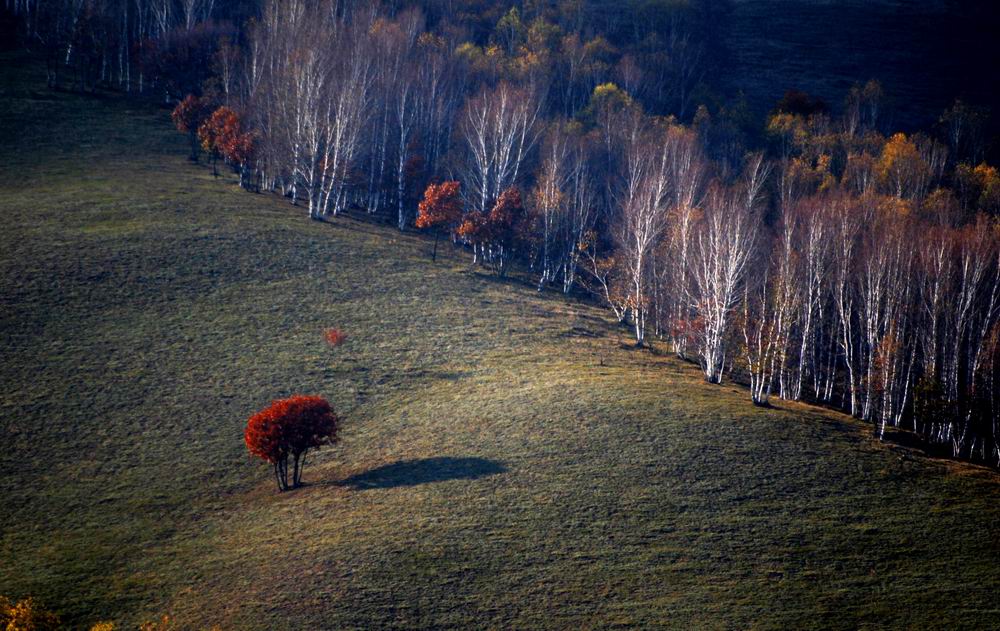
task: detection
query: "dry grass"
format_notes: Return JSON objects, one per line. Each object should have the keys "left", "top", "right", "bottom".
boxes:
{"left": 1, "top": 53, "right": 999, "bottom": 629}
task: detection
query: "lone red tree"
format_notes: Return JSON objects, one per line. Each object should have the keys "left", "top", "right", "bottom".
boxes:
{"left": 415, "top": 180, "right": 464, "bottom": 261}
{"left": 245, "top": 395, "right": 339, "bottom": 491}
{"left": 171, "top": 94, "right": 213, "bottom": 161}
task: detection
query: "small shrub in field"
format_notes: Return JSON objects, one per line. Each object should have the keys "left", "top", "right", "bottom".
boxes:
{"left": 90, "top": 623, "right": 116, "bottom": 631}
{"left": 245, "top": 395, "right": 340, "bottom": 491}
{"left": 0, "top": 596, "right": 61, "bottom": 631}
{"left": 324, "top": 328, "right": 347, "bottom": 347}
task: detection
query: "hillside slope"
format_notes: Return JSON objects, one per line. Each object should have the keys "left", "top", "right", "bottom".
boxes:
{"left": 1, "top": 56, "right": 999, "bottom": 629}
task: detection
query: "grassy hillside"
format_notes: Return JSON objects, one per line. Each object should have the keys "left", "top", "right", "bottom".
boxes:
{"left": 1, "top": 54, "right": 999, "bottom": 629}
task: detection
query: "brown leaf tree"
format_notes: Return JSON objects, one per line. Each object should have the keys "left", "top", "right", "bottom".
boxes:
{"left": 416, "top": 180, "right": 463, "bottom": 260}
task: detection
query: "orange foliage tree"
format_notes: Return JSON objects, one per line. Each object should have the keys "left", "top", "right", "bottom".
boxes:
{"left": 877, "top": 132, "right": 929, "bottom": 200}
{"left": 196, "top": 107, "right": 224, "bottom": 176}
{"left": 198, "top": 106, "right": 255, "bottom": 188}
{"left": 171, "top": 94, "right": 213, "bottom": 161}
{"left": 245, "top": 395, "right": 339, "bottom": 491}
{"left": 415, "top": 181, "right": 463, "bottom": 260}
{"left": 458, "top": 187, "right": 529, "bottom": 276}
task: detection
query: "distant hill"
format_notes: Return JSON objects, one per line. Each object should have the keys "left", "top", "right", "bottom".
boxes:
{"left": 720, "top": 0, "right": 1000, "bottom": 130}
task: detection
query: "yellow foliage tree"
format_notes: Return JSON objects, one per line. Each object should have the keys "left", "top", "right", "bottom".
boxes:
{"left": 973, "top": 163, "right": 1000, "bottom": 214}
{"left": 877, "top": 133, "right": 929, "bottom": 199}
{"left": 0, "top": 596, "right": 61, "bottom": 631}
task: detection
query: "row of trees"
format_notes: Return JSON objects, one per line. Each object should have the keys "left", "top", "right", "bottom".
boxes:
{"left": 731, "top": 188, "right": 1000, "bottom": 455}
{"left": 577, "top": 102, "right": 1000, "bottom": 465}
{"left": 158, "top": 0, "right": 1000, "bottom": 465}
{"left": 151, "top": 0, "right": 729, "bottom": 220}
{"left": 7, "top": 0, "right": 247, "bottom": 94}
{"left": 408, "top": 104, "right": 1000, "bottom": 465}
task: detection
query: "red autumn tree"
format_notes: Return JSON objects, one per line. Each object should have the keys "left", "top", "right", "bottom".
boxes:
{"left": 197, "top": 107, "right": 224, "bottom": 176}
{"left": 198, "top": 106, "right": 255, "bottom": 187}
{"left": 459, "top": 187, "right": 529, "bottom": 276}
{"left": 171, "top": 94, "right": 213, "bottom": 161}
{"left": 416, "top": 180, "right": 464, "bottom": 261}
{"left": 245, "top": 395, "right": 339, "bottom": 491}
{"left": 488, "top": 187, "right": 528, "bottom": 248}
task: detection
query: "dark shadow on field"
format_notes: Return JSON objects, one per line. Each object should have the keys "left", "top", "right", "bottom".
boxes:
{"left": 337, "top": 457, "right": 506, "bottom": 490}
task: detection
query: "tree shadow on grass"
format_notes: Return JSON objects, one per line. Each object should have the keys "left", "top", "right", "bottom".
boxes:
{"left": 337, "top": 457, "right": 506, "bottom": 490}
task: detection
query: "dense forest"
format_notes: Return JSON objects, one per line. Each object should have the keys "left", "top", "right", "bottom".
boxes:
{"left": 6, "top": 0, "right": 1000, "bottom": 466}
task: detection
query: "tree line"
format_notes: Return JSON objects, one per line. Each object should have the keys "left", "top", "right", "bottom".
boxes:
{"left": 10, "top": 0, "right": 1000, "bottom": 466}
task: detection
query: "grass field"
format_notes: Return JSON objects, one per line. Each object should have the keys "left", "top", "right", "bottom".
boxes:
{"left": 1, "top": 53, "right": 999, "bottom": 629}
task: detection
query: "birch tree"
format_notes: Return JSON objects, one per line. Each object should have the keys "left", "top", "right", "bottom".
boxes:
{"left": 611, "top": 114, "right": 674, "bottom": 345}
{"left": 460, "top": 81, "right": 542, "bottom": 215}
{"left": 692, "top": 154, "right": 768, "bottom": 383}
